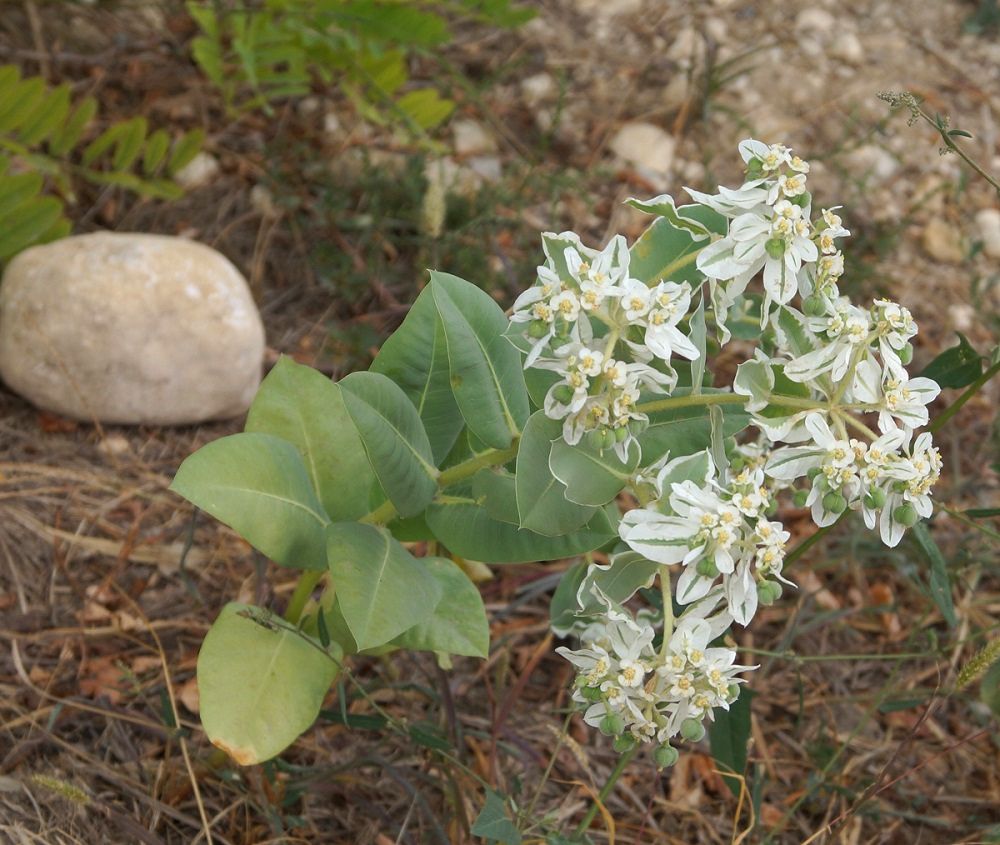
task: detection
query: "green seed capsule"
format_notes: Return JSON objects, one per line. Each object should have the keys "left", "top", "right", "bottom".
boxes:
{"left": 552, "top": 384, "right": 575, "bottom": 405}
{"left": 580, "top": 685, "right": 603, "bottom": 702}
{"left": 806, "top": 467, "right": 822, "bottom": 482}
{"left": 898, "top": 342, "right": 914, "bottom": 365}
{"left": 600, "top": 712, "right": 625, "bottom": 737}
{"left": 765, "top": 238, "right": 786, "bottom": 259}
{"left": 792, "top": 489, "right": 809, "bottom": 508}
{"left": 758, "top": 580, "right": 783, "bottom": 606}
{"left": 893, "top": 503, "right": 919, "bottom": 527}
{"left": 613, "top": 734, "right": 637, "bottom": 754}
{"left": 614, "top": 425, "right": 630, "bottom": 443}
{"left": 727, "top": 683, "right": 740, "bottom": 700}
{"left": 551, "top": 333, "right": 571, "bottom": 349}
{"left": 745, "top": 158, "right": 763, "bottom": 178}
{"left": 823, "top": 491, "right": 848, "bottom": 514}
{"left": 653, "top": 744, "right": 679, "bottom": 769}
{"left": 696, "top": 558, "right": 719, "bottom": 578}
{"left": 803, "top": 294, "right": 827, "bottom": 317}
{"left": 864, "top": 488, "right": 887, "bottom": 509}
{"left": 527, "top": 320, "right": 550, "bottom": 338}
{"left": 680, "top": 718, "right": 706, "bottom": 742}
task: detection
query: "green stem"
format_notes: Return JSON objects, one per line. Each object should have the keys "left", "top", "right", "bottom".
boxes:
{"left": 929, "top": 360, "right": 1000, "bottom": 434}
{"left": 285, "top": 570, "right": 323, "bottom": 624}
{"left": 572, "top": 745, "right": 640, "bottom": 837}
{"left": 636, "top": 391, "right": 747, "bottom": 415}
{"left": 659, "top": 568, "right": 674, "bottom": 658}
{"left": 835, "top": 409, "right": 879, "bottom": 441}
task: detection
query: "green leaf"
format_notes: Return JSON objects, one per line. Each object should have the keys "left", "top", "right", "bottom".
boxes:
{"left": 920, "top": 332, "right": 983, "bottom": 389}
{"left": 396, "top": 88, "right": 454, "bottom": 130}
{"left": 579, "top": 551, "right": 660, "bottom": 610}
{"left": 550, "top": 560, "right": 589, "bottom": 635}
{"left": 471, "top": 789, "right": 522, "bottom": 844}
{"left": 638, "top": 389, "right": 750, "bottom": 458}
{"left": 625, "top": 194, "right": 716, "bottom": 239}
{"left": 109, "top": 117, "right": 148, "bottom": 172}
{"left": 18, "top": 83, "right": 70, "bottom": 147}
{"left": 142, "top": 128, "right": 171, "bottom": 176}
{"left": 549, "top": 434, "right": 639, "bottom": 507}
{"left": 911, "top": 522, "right": 957, "bottom": 628}
{"left": 429, "top": 271, "right": 529, "bottom": 449}
{"left": 472, "top": 469, "right": 521, "bottom": 524}
{"left": 0, "top": 195, "right": 65, "bottom": 261}
{"left": 393, "top": 557, "right": 489, "bottom": 658}
{"left": 326, "top": 522, "right": 441, "bottom": 650}
{"left": 245, "top": 357, "right": 378, "bottom": 521}
{"left": 371, "top": 283, "right": 464, "bottom": 463}
{"left": 0, "top": 77, "right": 46, "bottom": 133}
{"left": 629, "top": 205, "right": 727, "bottom": 285}
{"left": 515, "top": 412, "right": 596, "bottom": 535}
{"left": 339, "top": 371, "right": 439, "bottom": 518}
{"left": 709, "top": 688, "right": 753, "bottom": 798}
{"left": 48, "top": 96, "right": 97, "bottom": 157}
{"left": 171, "top": 432, "right": 330, "bottom": 570}
{"left": 167, "top": 128, "right": 206, "bottom": 175}
{"left": 426, "top": 496, "right": 618, "bottom": 564}
{"left": 774, "top": 305, "right": 817, "bottom": 358}
{"left": 197, "top": 603, "right": 340, "bottom": 765}
{"left": 689, "top": 290, "right": 707, "bottom": 392}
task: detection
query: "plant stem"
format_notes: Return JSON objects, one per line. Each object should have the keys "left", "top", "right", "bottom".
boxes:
{"left": 572, "top": 744, "right": 640, "bottom": 837}
{"left": 636, "top": 391, "right": 747, "bottom": 414}
{"left": 929, "top": 360, "right": 1000, "bottom": 434}
{"left": 659, "top": 567, "right": 674, "bottom": 658}
{"left": 285, "top": 570, "right": 323, "bottom": 624}
{"left": 835, "top": 409, "right": 879, "bottom": 441}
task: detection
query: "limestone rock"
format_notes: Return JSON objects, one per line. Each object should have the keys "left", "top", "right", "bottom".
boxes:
{"left": 173, "top": 152, "right": 220, "bottom": 189}
{"left": 452, "top": 119, "right": 497, "bottom": 156}
{"left": 921, "top": 219, "right": 966, "bottom": 265}
{"left": 0, "top": 233, "right": 265, "bottom": 425}
{"left": 609, "top": 122, "right": 676, "bottom": 177}
{"left": 974, "top": 208, "right": 1000, "bottom": 258}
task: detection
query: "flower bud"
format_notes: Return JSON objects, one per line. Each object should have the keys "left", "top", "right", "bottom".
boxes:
{"left": 758, "top": 580, "right": 783, "bottom": 606}
{"left": 864, "top": 488, "right": 886, "bottom": 510}
{"left": 696, "top": 558, "right": 719, "bottom": 578}
{"left": 527, "top": 320, "right": 550, "bottom": 338}
{"left": 599, "top": 712, "right": 625, "bottom": 737}
{"left": 898, "top": 342, "right": 914, "bottom": 365}
{"left": 803, "top": 294, "right": 827, "bottom": 317}
{"left": 552, "top": 384, "right": 575, "bottom": 405}
{"left": 893, "top": 503, "right": 919, "bottom": 527}
{"left": 613, "top": 734, "right": 637, "bottom": 754}
{"left": 792, "top": 488, "right": 809, "bottom": 508}
{"left": 765, "top": 238, "right": 786, "bottom": 259}
{"left": 680, "top": 718, "right": 706, "bottom": 742}
{"left": 822, "top": 491, "right": 848, "bottom": 514}
{"left": 653, "top": 744, "right": 679, "bottom": 769}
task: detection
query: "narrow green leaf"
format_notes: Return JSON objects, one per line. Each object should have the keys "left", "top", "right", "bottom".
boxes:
{"left": 0, "top": 196, "right": 65, "bottom": 261}
{"left": 142, "top": 128, "right": 171, "bottom": 176}
{"left": 197, "top": 603, "right": 340, "bottom": 765}
{"left": 325, "top": 522, "right": 441, "bottom": 650}
{"left": 246, "top": 357, "right": 378, "bottom": 521}
{"left": 339, "top": 371, "right": 438, "bottom": 518}
{"left": 111, "top": 117, "right": 148, "bottom": 172}
{"left": 167, "top": 128, "right": 206, "bottom": 175}
{"left": 171, "top": 432, "right": 330, "bottom": 570}
{"left": 0, "top": 77, "right": 46, "bottom": 133}
{"left": 18, "top": 83, "right": 71, "bottom": 147}
{"left": 429, "top": 271, "right": 529, "bottom": 449}
{"left": 911, "top": 522, "right": 957, "bottom": 628}
{"left": 689, "top": 291, "right": 707, "bottom": 392}
{"left": 48, "top": 96, "right": 98, "bottom": 157}
{"left": 709, "top": 688, "right": 753, "bottom": 798}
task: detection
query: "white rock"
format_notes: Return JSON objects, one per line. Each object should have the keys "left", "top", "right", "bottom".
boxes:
{"left": 173, "top": 152, "right": 220, "bottom": 189}
{"left": 609, "top": 122, "right": 676, "bottom": 176}
{"left": 975, "top": 208, "right": 1000, "bottom": 258}
{"left": 921, "top": 218, "right": 966, "bottom": 265}
{"left": 0, "top": 233, "right": 265, "bottom": 425}
{"left": 948, "top": 303, "right": 975, "bottom": 331}
{"left": 848, "top": 144, "right": 899, "bottom": 182}
{"left": 572, "top": 0, "right": 643, "bottom": 16}
{"left": 250, "top": 185, "right": 280, "bottom": 219}
{"left": 452, "top": 119, "right": 497, "bottom": 156}
{"left": 796, "top": 8, "right": 835, "bottom": 33}
{"left": 830, "top": 31, "right": 864, "bottom": 64}
{"left": 521, "top": 73, "right": 556, "bottom": 105}
{"left": 466, "top": 155, "right": 502, "bottom": 182}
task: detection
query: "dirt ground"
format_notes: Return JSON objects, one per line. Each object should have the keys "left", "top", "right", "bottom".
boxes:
{"left": 1, "top": 1, "right": 999, "bottom": 843}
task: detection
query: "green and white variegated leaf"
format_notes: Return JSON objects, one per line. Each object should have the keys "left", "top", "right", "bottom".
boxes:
{"left": 326, "top": 522, "right": 442, "bottom": 651}
{"left": 515, "top": 411, "right": 597, "bottom": 535}
{"left": 392, "top": 556, "right": 489, "bottom": 658}
{"left": 430, "top": 271, "right": 529, "bottom": 449}
{"left": 773, "top": 305, "right": 818, "bottom": 358}
{"left": 617, "top": 509, "right": 691, "bottom": 566}
{"left": 541, "top": 231, "right": 586, "bottom": 283}
{"left": 625, "top": 194, "right": 715, "bottom": 240}
{"left": 171, "top": 432, "right": 330, "bottom": 570}
{"left": 549, "top": 434, "right": 640, "bottom": 507}
{"left": 371, "top": 283, "right": 464, "bottom": 463}
{"left": 656, "top": 450, "right": 714, "bottom": 500}
{"left": 550, "top": 560, "right": 590, "bottom": 636}
{"left": 630, "top": 206, "right": 727, "bottom": 286}
{"left": 734, "top": 358, "right": 815, "bottom": 442}
{"left": 689, "top": 290, "right": 708, "bottom": 394}
{"left": 246, "top": 357, "right": 378, "bottom": 521}
{"left": 339, "top": 371, "right": 439, "bottom": 518}
{"left": 576, "top": 551, "right": 660, "bottom": 614}
{"left": 765, "top": 445, "right": 824, "bottom": 480}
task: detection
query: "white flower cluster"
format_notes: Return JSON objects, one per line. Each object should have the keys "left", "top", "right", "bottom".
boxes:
{"left": 509, "top": 233, "right": 697, "bottom": 459}
{"left": 557, "top": 591, "right": 750, "bottom": 756}
{"left": 620, "top": 453, "right": 791, "bottom": 626}
{"left": 538, "top": 138, "right": 944, "bottom": 762}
